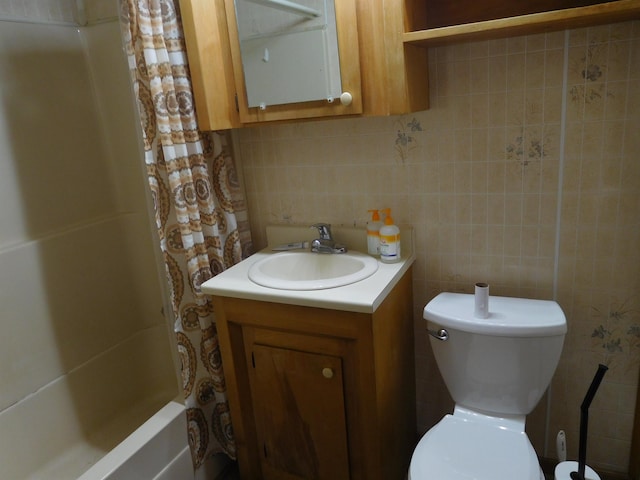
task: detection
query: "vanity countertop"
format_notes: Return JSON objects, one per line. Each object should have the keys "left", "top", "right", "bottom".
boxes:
{"left": 201, "top": 225, "right": 415, "bottom": 313}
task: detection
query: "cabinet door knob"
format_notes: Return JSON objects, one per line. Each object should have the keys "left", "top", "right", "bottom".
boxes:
{"left": 339, "top": 91, "right": 352, "bottom": 106}
{"left": 322, "top": 367, "right": 334, "bottom": 379}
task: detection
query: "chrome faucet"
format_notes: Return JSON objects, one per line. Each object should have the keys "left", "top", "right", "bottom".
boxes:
{"left": 310, "top": 223, "right": 347, "bottom": 254}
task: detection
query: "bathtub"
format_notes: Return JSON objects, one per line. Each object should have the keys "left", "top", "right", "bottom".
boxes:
{"left": 77, "top": 401, "right": 194, "bottom": 480}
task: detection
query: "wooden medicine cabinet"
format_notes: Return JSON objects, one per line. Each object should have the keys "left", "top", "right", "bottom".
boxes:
{"left": 226, "top": 0, "right": 363, "bottom": 124}
{"left": 179, "top": 0, "right": 429, "bottom": 129}
{"left": 180, "top": 0, "right": 640, "bottom": 130}
{"left": 180, "top": 0, "right": 366, "bottom": 129}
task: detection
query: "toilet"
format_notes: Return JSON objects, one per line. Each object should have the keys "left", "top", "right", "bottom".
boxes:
{"left": 409, "top": 292, "right": 567, "bottom": 480}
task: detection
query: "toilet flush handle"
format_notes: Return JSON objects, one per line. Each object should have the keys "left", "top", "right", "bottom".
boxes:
{"left": 427, "top": 328, "right": 449, "bottom": 341}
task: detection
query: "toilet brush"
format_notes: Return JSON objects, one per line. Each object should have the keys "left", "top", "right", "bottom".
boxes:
{"left": 569, "top": 364, "right": 608, "bottom": 480}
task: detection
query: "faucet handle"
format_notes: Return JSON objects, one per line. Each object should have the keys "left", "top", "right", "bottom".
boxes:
{"left": 310, "top": 223, "right": 332, "bottom": 240}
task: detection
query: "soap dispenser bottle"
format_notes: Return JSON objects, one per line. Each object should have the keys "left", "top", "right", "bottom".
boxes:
{"left": 379, "top": 208, "right": 401, "bottom": 263}
{"left": 366, "top": 209, "right": 382, "bottom": 256}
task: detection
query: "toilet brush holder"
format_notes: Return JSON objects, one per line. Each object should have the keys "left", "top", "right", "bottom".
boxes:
{"left": 554, "top": 364, "right": 608, "bottom": 480}
{"left": 554, "top": 461, "right": 600, "bottom": 480}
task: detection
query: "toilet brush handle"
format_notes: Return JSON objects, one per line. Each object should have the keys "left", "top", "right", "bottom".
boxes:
{"left": 581, "top": 364, "right": 608, "bottom": 410}
{"left": 576, "top": 364, "right": 608, "bottom": 480}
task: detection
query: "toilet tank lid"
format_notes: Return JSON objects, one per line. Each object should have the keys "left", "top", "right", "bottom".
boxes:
{"left": 423, "top": 292, "right": 567, "bottom": 336}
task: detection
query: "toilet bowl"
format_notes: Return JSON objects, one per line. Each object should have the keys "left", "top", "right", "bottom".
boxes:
{"left": 409, "top": 293, "right": 567, "bottom": 480}
{"left": 410, "top": 408, "right": 543, "bottom": 480}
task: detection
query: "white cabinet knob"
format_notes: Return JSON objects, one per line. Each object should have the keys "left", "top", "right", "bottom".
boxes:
{"left": 322, "top": 367, "right": 334, "bottom": 379}
{"left": 339, "top": 92, "right": 352, "bottom": 106}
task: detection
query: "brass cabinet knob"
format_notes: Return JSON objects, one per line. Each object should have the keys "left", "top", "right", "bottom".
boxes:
{"left": 322, "top": 367, "right": 334, "bottom": 379}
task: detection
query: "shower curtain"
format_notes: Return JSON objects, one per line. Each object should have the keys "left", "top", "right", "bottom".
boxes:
{"left": 119, "top": 0, "right": 252, "bottom": 468}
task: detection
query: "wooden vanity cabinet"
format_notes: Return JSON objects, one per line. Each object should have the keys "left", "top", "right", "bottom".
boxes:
{"left": 211, "top": 268, "right": 415, "bottom": 480}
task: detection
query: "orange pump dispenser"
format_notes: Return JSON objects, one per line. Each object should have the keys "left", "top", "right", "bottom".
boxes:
{"left": 366, "top": 209, "right": 382, "bottom": 256}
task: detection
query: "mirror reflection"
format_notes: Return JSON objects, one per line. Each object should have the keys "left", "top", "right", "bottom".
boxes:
{"left": 233, "top": 0, "right": 343, "bottom": 108}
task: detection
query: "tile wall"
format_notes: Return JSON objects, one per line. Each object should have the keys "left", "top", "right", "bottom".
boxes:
{"left": 0, "top": 3, "right": 178, "bottom": 477}
{"left": 235, "top": 21, "right": 640, "bottom": 474}
{"left": 0, "top": 0, "right": 75, "bottom": 24}
{"left": 0, "top": 0, "right": 117, "bottom": 25}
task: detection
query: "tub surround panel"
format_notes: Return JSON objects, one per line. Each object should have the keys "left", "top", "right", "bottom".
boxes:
{"left": 0, "top": 325, "right": 177, "bottom": 480}
{"left": 82, "top": 21, "right": 152, "bottom": 214}
{"left": 0, "top": 16, "right": 179, "bottom": 480}
{"left": 0, "top": 205, "right": 166, "bottom": 412}
{"left": 0, "top": 21, "right": 118, "bottom": 248}
{"left": 81, "top": 0, "right": 119, "bottom": 25}
{"left": 77, "top": 401, "right": 192, "bottom": 480}
{"left": 0, "top": 0, "right": 118, "bottom": 25}
{"left": 0, "top": 0, "right": 75, "bottom": 24}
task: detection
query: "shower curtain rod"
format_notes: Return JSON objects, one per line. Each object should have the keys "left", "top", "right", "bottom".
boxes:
{"left": 245, "top": 0, "right": 321, "bottom": 18}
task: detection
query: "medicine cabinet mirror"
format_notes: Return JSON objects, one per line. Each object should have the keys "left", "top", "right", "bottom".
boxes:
{"left": 232, "top": 0, "right": 342, "bottom": 109}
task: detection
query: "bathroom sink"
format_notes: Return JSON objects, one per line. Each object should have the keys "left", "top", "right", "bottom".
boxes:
{"left": 248, "top": 251, "right": 379, "bottom": 290}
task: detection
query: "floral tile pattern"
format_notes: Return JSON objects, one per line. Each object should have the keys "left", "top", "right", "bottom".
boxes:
{"left": 395, "top": 117, "right": 423, "bottom": 162}
{"left": 591, "top": 299, "right": 640, "bottom": 362}
{"left": 506, "top": 128, "right": 547, "bottom": 166}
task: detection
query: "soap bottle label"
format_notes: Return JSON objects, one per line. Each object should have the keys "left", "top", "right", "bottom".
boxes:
{"left": 380, "top": 233, "right": 400, "bottom": 259}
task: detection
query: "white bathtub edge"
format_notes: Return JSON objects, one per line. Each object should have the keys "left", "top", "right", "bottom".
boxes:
{"left": 77, "top": 400, "right": 192, "bottom": 480}
{"left": 154, "top": 445, "right": 193, "bottom": 480}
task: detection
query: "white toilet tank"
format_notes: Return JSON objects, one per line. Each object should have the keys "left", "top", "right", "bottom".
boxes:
{"left": 425, "top": 293, "right": 567, "bottom": 416}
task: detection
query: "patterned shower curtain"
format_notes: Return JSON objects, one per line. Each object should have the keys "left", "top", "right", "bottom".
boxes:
{"left": 119, "top": 0, "right": 252, "bottom": 468}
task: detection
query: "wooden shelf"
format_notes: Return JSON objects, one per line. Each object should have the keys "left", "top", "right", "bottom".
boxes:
{"left": 403, "top": 0, "right": 640, "bottom": 47}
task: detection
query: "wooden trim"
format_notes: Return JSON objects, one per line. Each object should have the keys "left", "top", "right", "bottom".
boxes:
{"left": 223, "top": 0, "right": 248, "bottom": 121}
{"left": 353, "top": 0, "right": 389, "bottom": 115}
{"left": 215, "top": 296, "right": 366, "bottom": 339}
{"left": 382, "top": 0, "right": 430, "bottom": 114}
{"left": 355, "top": 0, "right": 429, "bottom": 116}
{"left": 403, "top": 0, "right": 640, "bottom": 47}
{"left": 211, "top": 304, "right": 261, "bottom": 478}
{"left": 179, "top": 0, "right": 241, "bottom": 129}
{"left": 402, "top": 44, "right": 429, "bottom": 113}
{"left": 372, "top": 267, "right": 416, "bottom": 478}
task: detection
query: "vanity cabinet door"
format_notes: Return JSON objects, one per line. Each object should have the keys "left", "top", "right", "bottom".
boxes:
{"left": 249, "top": 344, "right": 350, "bottom": 480}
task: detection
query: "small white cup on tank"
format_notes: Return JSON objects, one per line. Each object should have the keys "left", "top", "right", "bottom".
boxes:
{"left": 474, "top": 282, "right": 489, "bottom": 318}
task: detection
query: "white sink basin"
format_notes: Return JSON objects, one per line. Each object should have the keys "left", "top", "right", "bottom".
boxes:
{"left": 248, "top": 251, "right": 379, "bottom": 290}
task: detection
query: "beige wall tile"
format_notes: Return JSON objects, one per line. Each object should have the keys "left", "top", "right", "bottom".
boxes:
{"left": 236, "top": 22, "right": 640, "bottom": 474}
{"left": 544, "top": 50, "right": 566, "bottom": 88}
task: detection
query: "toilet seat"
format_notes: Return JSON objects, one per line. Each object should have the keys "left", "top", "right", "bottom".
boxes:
{"left": 408, "top": 411, "right": 542, "bottom": 480}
